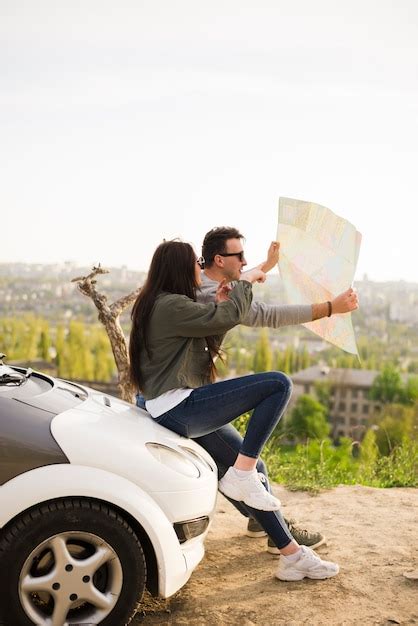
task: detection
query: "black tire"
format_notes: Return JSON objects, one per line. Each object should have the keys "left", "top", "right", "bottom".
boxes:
{"left": 0, "top": 498, "right": 147, "bottom": 625}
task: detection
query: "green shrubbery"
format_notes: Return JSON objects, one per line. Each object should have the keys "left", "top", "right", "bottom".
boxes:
{"left": 233, "top": 413, "right": 417, "bottom": 491}
{"left": 263, "top": 435, "right": 417, "bottom": 491}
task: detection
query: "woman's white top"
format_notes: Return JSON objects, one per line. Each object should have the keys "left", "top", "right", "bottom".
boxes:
{"left": 145, "top": 388, "right": 193, "bottom": 418}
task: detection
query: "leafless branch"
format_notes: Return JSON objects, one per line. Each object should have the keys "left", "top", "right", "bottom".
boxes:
{"left": 72, "top": 265, "right": 141, "bottom": 402}
{"left": 110, "top": 288, "right": 142, "bottom": 318}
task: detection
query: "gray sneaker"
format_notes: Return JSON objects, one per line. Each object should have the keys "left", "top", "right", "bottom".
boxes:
{"left": 267, "top": 518, "right": 326, "bottom": 554}
{"left": 246, "top": 517, "right": 326, "bottom": 552}
{"left": 246, "top": 517, "right": 268, "bottom": 538}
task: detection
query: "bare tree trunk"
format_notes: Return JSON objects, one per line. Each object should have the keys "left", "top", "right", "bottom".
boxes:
{"left": 72, "top": 266, "right": 141, "bottom": 402}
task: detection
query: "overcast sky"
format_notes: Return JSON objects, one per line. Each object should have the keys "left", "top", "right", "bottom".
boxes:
{"left": 1, "top": 0, "right": 417, "bottom": 282}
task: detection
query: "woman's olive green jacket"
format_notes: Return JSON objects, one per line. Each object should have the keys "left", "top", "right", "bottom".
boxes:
{"left": 138, "top": 281, "right": 253, "bottom": 400}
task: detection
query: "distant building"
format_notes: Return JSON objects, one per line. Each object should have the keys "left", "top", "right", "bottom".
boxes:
{"left": 290, "top": 365, "right": 382, "bottom": 440}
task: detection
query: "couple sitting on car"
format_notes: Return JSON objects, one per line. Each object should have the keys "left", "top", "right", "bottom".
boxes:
{"left": 129, "top": 227, "right": 358, "bottom": 581}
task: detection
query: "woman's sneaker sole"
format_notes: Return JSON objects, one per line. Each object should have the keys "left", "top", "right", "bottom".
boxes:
{"left": 276, "top": 566, "right": 339, "bottom": 581}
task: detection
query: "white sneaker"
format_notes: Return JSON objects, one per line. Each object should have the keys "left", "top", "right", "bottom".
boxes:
{"left": 276, "top": 546, "right": 339, "bottom": 581}
{"left": 218, "top": 467, "right": 281, "bottom": 511}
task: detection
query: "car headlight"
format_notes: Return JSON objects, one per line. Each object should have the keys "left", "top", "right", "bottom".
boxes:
{"left": 146, "top": 443, "right": 200, "bottom": 478}
{"left": 179, "top": 446, "right": 216, "bottom": 472}
{"left": 173, "top": 516, "right": 210, "bottom": 543}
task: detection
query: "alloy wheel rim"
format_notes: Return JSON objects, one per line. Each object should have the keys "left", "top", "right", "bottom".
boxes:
{"left": 19, "top": 530, "right": 123, "bottom": 626}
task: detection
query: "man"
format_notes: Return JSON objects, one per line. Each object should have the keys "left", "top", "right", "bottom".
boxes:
{"left": 194, "top": 226, "right": 358, "bottom": 554}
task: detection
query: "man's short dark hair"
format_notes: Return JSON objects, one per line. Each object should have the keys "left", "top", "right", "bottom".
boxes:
{"left": 202, "top": 226, "right": 245, "bottom": 267}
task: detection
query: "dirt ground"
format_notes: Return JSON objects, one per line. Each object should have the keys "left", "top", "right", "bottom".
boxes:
{"left": 134, "top": 485, "right": 418, "bottom": 626}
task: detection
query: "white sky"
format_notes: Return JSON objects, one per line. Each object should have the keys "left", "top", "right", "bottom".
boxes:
{"left": 1, "top": 0, "right": 418, "bottom": 281}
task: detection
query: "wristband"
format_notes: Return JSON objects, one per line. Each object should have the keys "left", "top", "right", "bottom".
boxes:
{"left": 327, "top": 301, "right": 332, "bottom": 317}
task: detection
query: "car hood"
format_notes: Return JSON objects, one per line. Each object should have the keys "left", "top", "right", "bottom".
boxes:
{"left": 51, "top": 387, "right": 218, "bottom": 518}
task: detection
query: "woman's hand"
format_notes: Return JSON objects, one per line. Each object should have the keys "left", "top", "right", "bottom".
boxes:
{"left": 240, "top": 268, "right": 267, "bottom": 284}
{"left": 215, "top": 279, "right": 233, "bottom": 303}
{"left": 331, "top": 287, "right": 359, "bottom": 314}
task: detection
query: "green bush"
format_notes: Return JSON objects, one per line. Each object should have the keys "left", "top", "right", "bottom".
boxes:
{"left": 374, "top": 438, "right": 418, "bottom": 487}
{"left": 232, "top": 412, "right": 417, "bottom": 491}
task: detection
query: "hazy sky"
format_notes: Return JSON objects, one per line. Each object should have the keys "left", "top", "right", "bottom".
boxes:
{"left": 1, "top": 0, "right": 417, "bottom": 282}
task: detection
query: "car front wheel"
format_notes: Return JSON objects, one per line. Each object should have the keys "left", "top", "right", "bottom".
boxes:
{"left": 0, "top": 498, "right": 147, "bottom": 625}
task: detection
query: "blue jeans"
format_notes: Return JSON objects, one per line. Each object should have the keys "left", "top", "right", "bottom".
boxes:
{"left": 137, "top": 372, "right": 294, "bottom": 549}
{"left": 154, "top": 372, "right": 292, "bottom": 459}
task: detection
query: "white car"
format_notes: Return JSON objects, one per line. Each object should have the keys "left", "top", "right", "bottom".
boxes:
{"left": 0, "top": 356, "right": 218, "bottom": 625}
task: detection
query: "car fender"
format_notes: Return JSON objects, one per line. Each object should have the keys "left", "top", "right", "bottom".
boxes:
{"left": 0, "top": 463, "right": 188, "bottom": 597}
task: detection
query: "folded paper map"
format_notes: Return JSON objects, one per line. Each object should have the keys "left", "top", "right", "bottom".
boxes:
{"left": 277, "top": 197, "right": 362, "bottom": 355}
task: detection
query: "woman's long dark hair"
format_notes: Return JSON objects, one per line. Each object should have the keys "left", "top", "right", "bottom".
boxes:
{"left": 129, "top": 240, "right": 221, "bottom": 391}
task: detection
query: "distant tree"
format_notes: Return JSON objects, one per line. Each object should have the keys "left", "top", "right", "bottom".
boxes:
{"left": 358, "top": 428, "right": 379, "bottom": 480}
{"left": 314, "top": 380, "right": 332, "bottom": 410}
{"left": 253, "top": 328, "right": 272, "bottom": 372}
{"left": 299, "top": 345, "right": 311, "bottom": 371}
{"left": 400, "top": 376, "right": 418, "bottom": 405}
{"left": 407, "top": 361, "right": 418, "bottom": 373}
{"left": 91, "top": 329, "right": 116, "bottom": 382}
{"left": 371, "top": 402, "right": 417, "bottom": 455}
{"left": 67, "top": 321, "right": 94, "bottom": 380}
{"left": 55, "top": 325, "right": 67, "bottom": 377}
{"left": 335, "top": 353, "right": 358, "bottom": 369}
{"left": 369, "top": 364, "right": 404, "bottom": 404}
{"left": 38, "top": 322, "right": 51, "bottom": 361}
{"left": 367, "top": 354, "right": 377, "bottom": 371}
{"left": 234, "top": 346, "right": 252, "bottom": 375}
{"left": 20, "top": 315, "right": 39, "bottom": 361}
{"left": 286, "top": 394, "right": 330, "bottom": 442}
{"left": 276, "top": 345, "right": 311, "bottom": 374}
{"left": 282, "top": 346, "right": 294, "bottom": 373}
{"left": 0, "top": 318, "right": 16, "bottom": 358}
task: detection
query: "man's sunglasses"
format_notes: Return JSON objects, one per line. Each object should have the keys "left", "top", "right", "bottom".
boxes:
{"left": 218, "top": 251, "right": 245, "bottom": 262}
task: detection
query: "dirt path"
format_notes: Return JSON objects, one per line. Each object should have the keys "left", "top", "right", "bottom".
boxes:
{"left": 134, "top": 485, "right": 418, "bottom": 625}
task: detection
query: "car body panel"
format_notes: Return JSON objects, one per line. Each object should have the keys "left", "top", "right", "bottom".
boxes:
{"left": 0, "top": 396, "right": 69, "bottom": 484}
{"left": 0, "top": 463, "right": 207, "bottom": 597}
{"left": 51, "top": 393, "right": 218, "bottom": 522}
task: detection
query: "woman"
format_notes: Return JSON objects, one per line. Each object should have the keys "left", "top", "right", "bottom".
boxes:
{"left": 129, "top": 240, "right": 339, "bottom": 580}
